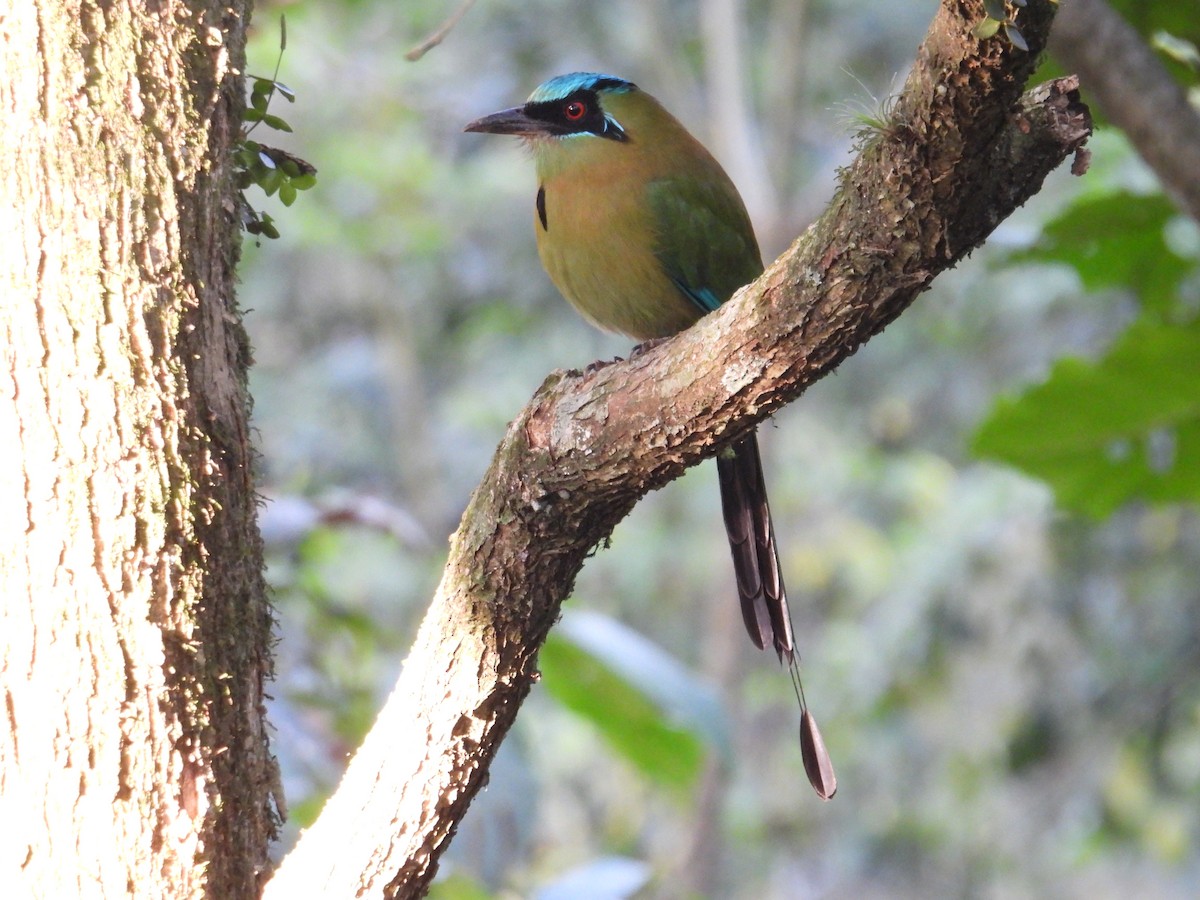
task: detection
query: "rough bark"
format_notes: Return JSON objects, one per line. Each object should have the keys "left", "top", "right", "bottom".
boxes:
{"left": 1051, "top": 0, "right": 1200, "bottom": 222}
{"left": 0, "top": 2, "right": 276, "bottom": 897}
{"left": 266, "top": 1, "right": 1089, "bottom": 897}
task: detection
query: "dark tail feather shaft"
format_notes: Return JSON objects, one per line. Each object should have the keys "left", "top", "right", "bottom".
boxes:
{"left": 715, "top": 432, "right": 794, "bottom": 662}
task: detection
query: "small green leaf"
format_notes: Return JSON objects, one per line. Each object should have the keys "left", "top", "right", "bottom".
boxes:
{"left": 262, "top": 114, "right": 293, "bottom": 133}
{"left": 1004, "top": 21, "right": 1029, "bottom": 51}
{"left": 983, "top": 0, "right": 1007, "bottom": 21}
{"left": 973, "top": 17, "right": 1002, "bottom": 40}
{"left": 279, "top": 181, "right": 297, "bottom": 206}
{"left": 250, "top": 80, "right": 272, "bottom": 111}
{"left": 260, "top": 167, "right": 285, "bottom": 196}
{"left": 243, "top": 108, "right": 267, "bottom": 123}
{"left": 260, "top": 215, "right": 280, "bottom": 239}
{"left": 290, "top": 173, "right": 317, "bottom": 191}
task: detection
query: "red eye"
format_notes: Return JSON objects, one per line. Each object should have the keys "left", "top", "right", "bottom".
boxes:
{"left": 564, "top": 100, "right": 587, "bottom": 121}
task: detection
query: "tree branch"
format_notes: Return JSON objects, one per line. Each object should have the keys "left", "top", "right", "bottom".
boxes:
{"left": 265, "top": 2, "right": 1089, "bottom": 896}
{"left": 1050, "top": 0, "right": 1200, "bottom": 222}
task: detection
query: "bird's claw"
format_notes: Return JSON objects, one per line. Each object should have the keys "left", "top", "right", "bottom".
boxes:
{"left": 630, "top": 336, "right": 670, "bottom": 357}
{"left": 584, "top": 355, "right": 624, "bottom": 374}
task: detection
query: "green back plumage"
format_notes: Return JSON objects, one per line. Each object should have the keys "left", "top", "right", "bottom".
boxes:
{"left": 646, "top": 174, "right": 762, "bottom": 314}
{"left": 531, "top": 85, "right": 762, "bottom": 340}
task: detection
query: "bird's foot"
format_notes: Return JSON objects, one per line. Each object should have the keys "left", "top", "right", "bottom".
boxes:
{"left": 584, "top": 355, "right": 624, "bottom": 374}
{"left": 630, "top": 336, "right": 671, "bottom": 357}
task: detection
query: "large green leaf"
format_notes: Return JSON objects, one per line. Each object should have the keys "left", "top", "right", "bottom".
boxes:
{"left": 538, "top": 610, "right": 730, "bottom": 790}
{"left": 534, "top": 856, "right": 651, "bottom": 900}
{"left": 1009, "top": 191, "right": 1189, "bottom": 313}
{"left": 973, "top": 317, "right": 1200, "bottom": 516}
{"left": 427, "top": 872, "right": 495, "bottom": 900}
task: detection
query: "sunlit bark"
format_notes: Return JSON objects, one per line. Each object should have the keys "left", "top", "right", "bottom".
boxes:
{"left": 0, "top": 2, "right": 275, "bottom": 897}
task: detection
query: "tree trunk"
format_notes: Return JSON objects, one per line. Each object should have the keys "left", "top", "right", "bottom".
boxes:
{"left": 0, "top": 2, "right": 276, "bottom": 897}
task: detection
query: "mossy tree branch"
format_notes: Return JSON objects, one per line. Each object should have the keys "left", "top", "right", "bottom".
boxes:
{"left": 265, "top": 2, "right": 1089, "bottom": 896}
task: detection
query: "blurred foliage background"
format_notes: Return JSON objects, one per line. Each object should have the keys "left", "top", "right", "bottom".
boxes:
{"left": 240, "top": 1, "right": 1200, "bottom": 897}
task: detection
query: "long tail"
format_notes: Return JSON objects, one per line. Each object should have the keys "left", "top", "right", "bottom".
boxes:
{"left": 716, "top": 432, "right": 794, "bottom": 662}
{"left": 716, "top": 431, "right": 837, "bottom": 800}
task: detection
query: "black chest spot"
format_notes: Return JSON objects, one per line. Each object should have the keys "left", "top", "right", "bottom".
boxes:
{"left": 536, "top": 185, "right": 548, "bottom": 231}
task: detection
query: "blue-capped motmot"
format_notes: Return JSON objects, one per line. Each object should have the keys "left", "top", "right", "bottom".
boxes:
{"left": 466, "top": 73, "right": 835, "bottom": 799}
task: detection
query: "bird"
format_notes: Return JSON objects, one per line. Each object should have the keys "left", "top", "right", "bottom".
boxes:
{"left": 466, "top": 72, "right": 835, "bottom": 799}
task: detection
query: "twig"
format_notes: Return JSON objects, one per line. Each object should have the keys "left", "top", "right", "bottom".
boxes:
{"left": 405, "top": 0, "right": 477, "bottom": 61}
